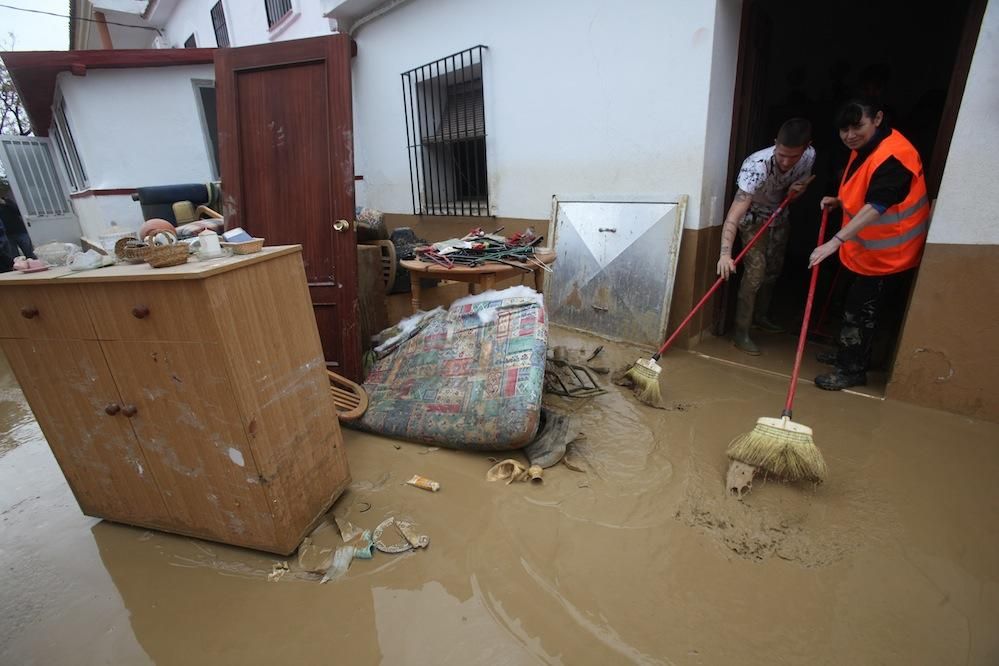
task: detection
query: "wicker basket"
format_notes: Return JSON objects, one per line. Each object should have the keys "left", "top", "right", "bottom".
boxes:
{"left": 221, "top": 238, "right": 265, "bottom": 255}
{"left": 115, "top": 237, "right": 151, "bottom": 264}
{"left": 145, "top": 243, "right": 190, "bottom": 268}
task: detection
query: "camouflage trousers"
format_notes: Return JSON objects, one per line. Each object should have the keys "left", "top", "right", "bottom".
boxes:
{"left": 735, "top": 207, "right": 789, "bottom": 331}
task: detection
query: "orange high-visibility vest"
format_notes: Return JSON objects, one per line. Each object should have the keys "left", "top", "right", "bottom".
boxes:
{"left": 838, "top": 129, "right": 929, "bottom": 276}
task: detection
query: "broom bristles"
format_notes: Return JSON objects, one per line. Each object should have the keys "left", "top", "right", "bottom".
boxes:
{"left": 727, "top": 418, "right": 827, "bottom": 483}
{"left": 623, "top": 358, "right": 664, "bottom": 409}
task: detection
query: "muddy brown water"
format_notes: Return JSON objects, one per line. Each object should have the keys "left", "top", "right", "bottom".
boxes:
{"left": 2, "top": 330, "right": 999, "bottom": 665}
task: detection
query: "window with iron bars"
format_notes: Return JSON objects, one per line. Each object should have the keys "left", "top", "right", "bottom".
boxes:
{"left": 211, "top": 1, "right": 230, "bottom": 48}
{"left": 264, "top": 0, "right": 293, "bottom": 28}
{"left": 402, "top": 46, "right": 489, "bottom": 216}
{"left": 184, "top": 33, "right": 197, "bottom": 48}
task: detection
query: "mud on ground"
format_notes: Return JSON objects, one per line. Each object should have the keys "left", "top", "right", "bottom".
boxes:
{"left": 2, "top": 330, "right": 999, "bottom": 665}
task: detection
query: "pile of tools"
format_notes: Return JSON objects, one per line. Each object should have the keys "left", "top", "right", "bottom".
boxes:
{"left": 414, "top": 227, "right": 547, "bottom": 272}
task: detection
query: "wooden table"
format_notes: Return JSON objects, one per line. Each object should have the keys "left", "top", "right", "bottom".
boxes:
{"left": 400, "top": 248, "right": 556, "bottom": 312}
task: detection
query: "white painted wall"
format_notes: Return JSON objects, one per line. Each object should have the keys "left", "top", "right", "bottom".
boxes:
{"left": 55, "top": 65, "right": 216, "bottom": 238}
{"left": 699, "top": 0, "right": 741, "bottom": 232}
{"left": 351, "top": 0, "right": 735, "bottom": 230}
{"left": 929, "top": 0, "right": 999, "bottom": 245}
{"left": 161, "top": 0, "right": 333, "bottom": 48}
{"left": 69, "top": 192, "right": 143, "bottom": 241}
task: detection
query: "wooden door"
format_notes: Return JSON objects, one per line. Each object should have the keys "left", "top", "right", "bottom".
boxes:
{"left": 215, "top": 35, "right": 361, "bottom": 381}
{"left": 0, "top": 339, "right": 171, "bottom": 526}
{"left": 102, "top": 341, "right": 277, "bottom": 550}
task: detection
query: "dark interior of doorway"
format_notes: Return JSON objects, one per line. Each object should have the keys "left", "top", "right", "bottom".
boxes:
{"left": 712, "top": 0, "right": 981, "bottom": 394}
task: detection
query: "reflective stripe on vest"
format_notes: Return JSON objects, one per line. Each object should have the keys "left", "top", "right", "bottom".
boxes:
{"left": 843, "top": 194, "right": 929, "bottom": 226}
{"left": 854, "top": 218, "right": 928, "bottom": 250}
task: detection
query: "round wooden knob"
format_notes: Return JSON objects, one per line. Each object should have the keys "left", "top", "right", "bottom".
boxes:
{"left": 131, "top": 305, "right": 150, "bottom": 319}
{"left": 105, "top": 404, "right": 121, "bottom": 416}
{"left": 20, "top": 307, "right": 39, "bottom": 319}
{"left": 121, "top": 405, "right": 138, "bottom": 417}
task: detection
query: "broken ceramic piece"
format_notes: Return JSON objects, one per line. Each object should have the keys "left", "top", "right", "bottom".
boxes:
{"left": 727, "top": 460, "right": 757, "bottom": 499}
{"left": 486, "top": 458, "right": 530, "bottom": 484}
{"left": 267, "top": 561, "right": 290, "bottom": 582}
{"left": 320, "top": 546, "right": 356, "bottom": 584}
{"left": 335, "top": 516, "right": 363, "bottom": 542}
{"left": 349, "top": 530, "right": 375, "bottom": 559}
{"left": 373, "top": 517, "right": 412, "bottom": 554}
{"left": 397, "top": 521, "right": 430, "bottom": 549}
{"left": 297, "top": 537, "right": 334, "bottom": 574}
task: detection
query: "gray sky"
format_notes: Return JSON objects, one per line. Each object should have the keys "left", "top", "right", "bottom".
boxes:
{"left": 1, "top": 0, "right": 70, "bottom": 51}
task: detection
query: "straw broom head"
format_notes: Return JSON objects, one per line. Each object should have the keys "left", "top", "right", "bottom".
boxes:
{"left": 623, "top": 357, "right": 665, "bottom": 409}
{"left": 726, "top": 416, "right": 827, "bottom": 483}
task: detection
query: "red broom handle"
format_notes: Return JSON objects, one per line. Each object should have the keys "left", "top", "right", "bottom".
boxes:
{"left": 652, "top": 192, "right": 796, "bottom": 361}
{"left": 782, "top": 207, "right": 830, "bottom": 417}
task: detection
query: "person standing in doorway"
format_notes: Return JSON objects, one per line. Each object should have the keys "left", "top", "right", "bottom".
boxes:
{"left": 717, "top": 118, "right": 815, "bottom": 355}
{"left": 0, "top": 187, "right": 35, "bottom": 260}
{"left": 807, "top": 98, "right": 929, "bottom": 390}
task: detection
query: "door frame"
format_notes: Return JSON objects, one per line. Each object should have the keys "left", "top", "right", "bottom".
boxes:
{"left": 717, "top": 0, "right": 987, "bottom": 350}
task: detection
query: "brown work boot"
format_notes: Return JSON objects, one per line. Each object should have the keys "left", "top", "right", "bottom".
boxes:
{"left": 732, "top": 329, "right": 761, "bottom": 356}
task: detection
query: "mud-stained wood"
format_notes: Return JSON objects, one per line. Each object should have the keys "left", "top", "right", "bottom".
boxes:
{"left": 0, "top": 338, "right": 171, "bottom": 525}
{"left": 102, "top": 340, "right": 278, "bottom": 549}
{"left": 0, "top": 284, "right": 96, "bottom": 340}
{"left": 0, "top": 247, "right": 350, "bottom": 555}
{"left": 206, "top": 251, "right": 350, "bottom": 553}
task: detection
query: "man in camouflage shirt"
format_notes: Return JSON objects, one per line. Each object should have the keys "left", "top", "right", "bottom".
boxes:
{"left": 717, "top": 118, "right": 815, "bottom": 355}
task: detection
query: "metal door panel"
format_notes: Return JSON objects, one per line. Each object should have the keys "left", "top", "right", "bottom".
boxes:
{"left": 547, "top": 196, "right": 686, "bottom": 346}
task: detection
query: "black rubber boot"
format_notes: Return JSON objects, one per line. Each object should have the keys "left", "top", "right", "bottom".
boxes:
{"left": 814, "top": 369, "right": 867, "bottom": 391}
{"left": 732, "top": 329, "right": 761, "bottom": 356}
{"left": 816, "top": 350, "right": 838, "bottom": 365}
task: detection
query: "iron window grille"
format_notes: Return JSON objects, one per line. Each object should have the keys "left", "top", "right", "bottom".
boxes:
{"left": 211, "top": 1, "right": 230, "bottom": 47}
{"left": 184, "top": 33, "right": 197, "bottom": 48}
{"left": 402, "top": 45, "right": 489, "bottom": 216}
{"left": 265, "top": 0, "right": 293, "bottom": 28}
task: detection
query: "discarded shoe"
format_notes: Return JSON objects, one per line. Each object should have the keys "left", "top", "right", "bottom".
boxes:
{"left": 732, "top": 330, "right": 761, "bottom": 356}
{"left": 814, "top": 369, "right": 867, "bottom": 391}
{"left": 753, "top": 317, "right": 785, "bottom": 334}
{"left": 815, "top": 350, "right": 838, "bottom": 365}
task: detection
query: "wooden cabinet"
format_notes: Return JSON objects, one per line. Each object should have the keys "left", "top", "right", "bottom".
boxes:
{"left": 0, "top": 247, "right": 350, "bottom": 555}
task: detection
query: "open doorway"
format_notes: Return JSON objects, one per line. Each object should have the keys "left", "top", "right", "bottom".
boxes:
{"left": 701, "top": 0, "right": 986, "bottom": 396}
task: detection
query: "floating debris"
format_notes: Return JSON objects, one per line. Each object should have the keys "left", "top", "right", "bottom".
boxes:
{"left": 267, "top": 561, "right": 290, "bottom": 582}
{"left": 486, "top": 459, "right": 530, "bottom": 484}
{"left": 407, "top": 474, "right": 441, "bottom": 492}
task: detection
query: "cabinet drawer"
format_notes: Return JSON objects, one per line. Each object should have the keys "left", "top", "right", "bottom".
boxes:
{"left": 0, "top": 285, "right": 96, "bottom": 340}
{"left": 84, "top": 282, "right": 218, "bottom": 342}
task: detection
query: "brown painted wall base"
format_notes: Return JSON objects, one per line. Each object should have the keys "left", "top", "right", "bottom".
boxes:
{"left": 667, "top": 225, "right": 724, "bottom": 348}
{"left": 889, "top": 242, "right": 999, "bottom": 422}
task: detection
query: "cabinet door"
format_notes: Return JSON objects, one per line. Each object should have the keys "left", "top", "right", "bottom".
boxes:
{"left": 102, "top": 341, "right": 277, "bottom": 549}
{"left": 1, "top": 339, "right": 171, "bottom": 525}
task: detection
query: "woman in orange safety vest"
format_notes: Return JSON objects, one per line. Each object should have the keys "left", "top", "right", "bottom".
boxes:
{"left": 807, "top": 98, "right": 929, "bottom": 391}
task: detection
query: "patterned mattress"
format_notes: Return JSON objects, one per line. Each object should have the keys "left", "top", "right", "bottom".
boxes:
{"left": 356, "top": 286, "right": 547, "bottom": 450}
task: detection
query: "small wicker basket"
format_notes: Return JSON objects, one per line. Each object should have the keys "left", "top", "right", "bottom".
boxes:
{"left": 145, "top": 243, "right": 190, "bottom": 268}
{"left": 115, "top": 237, "right": 150, "bottom": 264}
{"left": 221, "top": 238, "right": 265, "bottom": 255}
